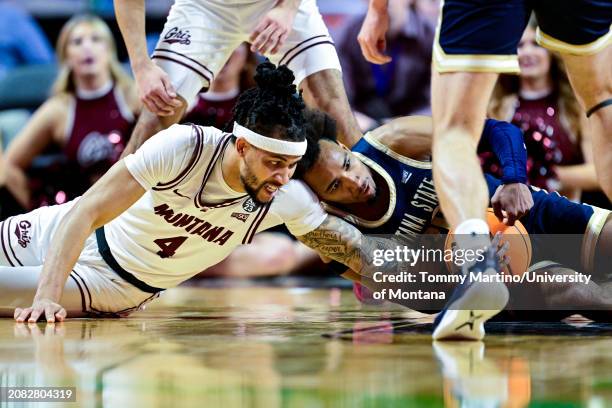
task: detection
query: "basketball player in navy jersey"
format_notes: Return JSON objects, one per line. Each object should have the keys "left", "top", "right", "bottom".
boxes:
{"left": 297, "top": 112, "right": 612, "bottom": 338}
{"left": 358, "top": 0, "right": 612, "bottom": 336}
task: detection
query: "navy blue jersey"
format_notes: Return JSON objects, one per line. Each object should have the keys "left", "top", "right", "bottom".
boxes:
{"left": 326, "top": 133, "right": 608, "bottom": 275}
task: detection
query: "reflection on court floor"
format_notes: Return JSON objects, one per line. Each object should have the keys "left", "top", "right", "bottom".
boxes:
{"left": 1, "top": 286, "right": 612, "bottom": 407}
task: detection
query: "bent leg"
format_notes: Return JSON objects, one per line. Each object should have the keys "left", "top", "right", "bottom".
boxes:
{"left": 0, "top": 266, "right": 86, "bottom": 318}
{"left": 120, "top": 99, "right": 187, "bottom": 158}
{"left": 300, "top": 69, "right": 362, "bottom": 147}
{"left": 562, "top": 47, "right": 612, "bottom": 200}
{"left": 431, "top": 70, "right": 498, "bottom": 232}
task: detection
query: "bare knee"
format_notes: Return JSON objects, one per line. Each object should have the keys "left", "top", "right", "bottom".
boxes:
{"left": 563, "top": 50, "right": 612, "bottom": 109}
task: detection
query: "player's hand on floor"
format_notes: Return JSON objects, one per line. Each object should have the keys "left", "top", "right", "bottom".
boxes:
{"left": 491, "top": 183, "right": 534, "bottom": 226}
{"left": 249, "top": 3, "right": 298, "bottom": 55}
{"left": 14, "top": 299, "right": 67, "bottom": 323}
{"left": 134, "top": 61, "right": 181, "bottom": 116}
{"left": 357, "top": 7, "right": 392, "bottom": 64}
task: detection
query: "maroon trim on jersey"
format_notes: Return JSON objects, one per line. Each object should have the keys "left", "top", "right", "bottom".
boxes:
{"left": 153, "top": 125, "right": 204, "bottom": 191}
{"left": 153, "top": 48, "right": 214, "bottom": 79}
{"left": 283, "top": 41, "right": 336, "bottom": 66}
{"left": 7, "top": 218, "right": 23, "bottom": 266}
{"left": 241, "top": 205, "right": 265, "bottom": 244}
{"left": 279, "top": 34, "right": 327, "bottom": 65}
{"left": 241, "top": 202, "right": 271, "bottom": 245}
{"left": 1, "top": 219, "right": 14, "bottom": 267}
{"left": 199, "top": 196, "right": 246, "bottom": 211}
{"left": 68, "top": 273, "right": 87, "bottom": 313}
{"left": 194, "top": 133, "right": 233, "bottom": 209}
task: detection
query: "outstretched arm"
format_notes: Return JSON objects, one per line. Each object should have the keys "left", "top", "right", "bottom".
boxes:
{"left": 296, "top": 214, "right": 396, "bottom": 279}
{"left": 14, "top": 161, "right": 145, "bottom": 323}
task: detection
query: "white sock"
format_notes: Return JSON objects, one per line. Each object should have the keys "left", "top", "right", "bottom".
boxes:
{"left": 454, "top": 218, "right": 491, "bottom": 252}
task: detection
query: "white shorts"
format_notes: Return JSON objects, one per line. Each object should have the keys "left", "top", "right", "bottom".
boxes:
{"left": 0, "top": 202, "right": 160, "bottom": 316}
{"left": 151, "top": 0, "right": 341, "bottom": 104}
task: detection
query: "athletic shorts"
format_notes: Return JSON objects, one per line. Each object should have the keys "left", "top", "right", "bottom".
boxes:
{"left": 0, "top": 202, "right": 160, "bottom": 316}
{"left": 434, "top": 0, "right": 612, "bottom": 73}
{"left": 486, "top": 174, "right": 611, "bottom": 275}
{"left": 151, "top": 0, "right": 341, "bottom": 104}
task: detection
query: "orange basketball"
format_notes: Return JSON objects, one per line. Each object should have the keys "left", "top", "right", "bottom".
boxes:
{"left": 444, "top": 209, "right": 532, "bottom": 276}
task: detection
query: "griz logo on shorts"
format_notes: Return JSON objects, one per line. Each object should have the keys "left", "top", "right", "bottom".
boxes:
{"left": 14, "top": 220, "right": 32, "bottom": 248}
{"left": 242, "top": 198, "right": 259, "bottom": 213}
{"left": 163, "top": 27, "right": 192, "bottom": 45}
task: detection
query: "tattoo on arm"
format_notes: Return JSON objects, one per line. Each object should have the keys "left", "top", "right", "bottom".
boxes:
{"left": 297, "top": 215, "right": 397, "bottom": 278}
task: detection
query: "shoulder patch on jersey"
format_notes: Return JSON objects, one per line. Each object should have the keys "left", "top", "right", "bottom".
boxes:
{"left": 242, "top": 198, "right": 259, "bottom": 213}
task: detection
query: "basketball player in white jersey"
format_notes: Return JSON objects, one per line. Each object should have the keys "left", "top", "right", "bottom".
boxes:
{"left": 0, "top": 64, "right": 389, "bottom": 324}
{"left": 114, "top": 0, "right": 362, "bottom": 157}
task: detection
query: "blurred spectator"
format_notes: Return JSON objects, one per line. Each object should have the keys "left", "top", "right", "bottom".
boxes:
{"left": 486, "top": 21, "right": 608, "bottom": 207}
{"left": 0, "top": 15, "right": 139, "bottom": 214}
{"left": 0, "top": 2, "right": 54, "bottom": 79}
{"left": 338, "top": 0, "right": 435, "bottom": 130}
{"left": 182, "top": 44, "right": 257, "bottom": 129}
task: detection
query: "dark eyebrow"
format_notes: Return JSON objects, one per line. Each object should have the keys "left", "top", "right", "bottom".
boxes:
{"left": 343, "top": 152, "right": 349, "bottom": 170}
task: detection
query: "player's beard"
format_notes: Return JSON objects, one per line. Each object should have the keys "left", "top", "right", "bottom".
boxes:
{"left": 240, "top": 161, "right": 277, "bottom": 205}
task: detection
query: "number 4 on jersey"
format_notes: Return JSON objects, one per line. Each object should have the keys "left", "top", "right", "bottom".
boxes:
{"left": 154, "top": 236, "right": 188, "bottom": 258}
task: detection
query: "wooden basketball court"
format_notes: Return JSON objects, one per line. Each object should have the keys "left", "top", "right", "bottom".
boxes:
{"left": 1, "top": 285, "right": 611, "bottom": 407}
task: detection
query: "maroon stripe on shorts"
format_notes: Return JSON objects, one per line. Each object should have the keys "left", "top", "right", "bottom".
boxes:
{"left": 1, "top": 219, "right": 14, "bottom": 267}
{"left": 7, "top": 218, "right": 23, "bottom": 266}
{"left": 69, "top": 273, "right": 87, "bottom": 313}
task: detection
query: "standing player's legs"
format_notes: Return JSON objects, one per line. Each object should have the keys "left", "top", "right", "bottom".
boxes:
{"left": 265, "top": 0, "right": 362, "bottom": 147}
{"left": 122, "top": 105, "right": 188, "bottom": 157}
{"left": 431, "top": 0, "right": 528, "bottom": 247}
{"left": 431, "top": 70, "right": 498, "bottom": 241}
{"left": 533, "top": 0, "right": 612, "bottom": 201}
{"left": 560, "top": 50, "right": 612, "bottom": 201}
{"left": 299, "top": 70, "right": 362, "bottom": 148}
{"left": 122, "top": 0, "right": 242, "bottom": 157}
{"left": 430, "top": 0, "right": 530, "bottom": 340}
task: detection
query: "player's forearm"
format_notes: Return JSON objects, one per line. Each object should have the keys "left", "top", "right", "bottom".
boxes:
{"left": 276, "top": 0, "right": 300, "bottom": 11}
{"left": 34, "top": 204, "right": 97, "bottom": 302}
{"left": 556, "top": 163, "right": 600, "bottom": 191}
{"left": 368, "top": 0, "right": 389, "bottom": 12}
{"left": 114, "top": 0, "right": 149, "bottom": 72}
{"left": 297, "top": 215, "right": 396, "bottom": 279}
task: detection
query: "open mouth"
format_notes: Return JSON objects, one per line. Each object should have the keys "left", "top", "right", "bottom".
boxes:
{"left": 264, "top": 183, "right": 279, "bottom": 195}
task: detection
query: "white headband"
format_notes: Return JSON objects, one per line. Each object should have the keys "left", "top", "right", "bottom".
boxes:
{"left": 232, "top": 122, "right": 307, "bottom": 156}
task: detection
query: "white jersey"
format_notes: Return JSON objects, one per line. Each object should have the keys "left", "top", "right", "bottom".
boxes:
{"left": 105, "top": 124, "right": 326, "bottom": 289}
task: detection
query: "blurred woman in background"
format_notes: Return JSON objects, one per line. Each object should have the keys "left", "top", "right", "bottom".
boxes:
{"left": 486, "top": 20, "right": 608, "bottom": 207}
{"left": 0, "top": 15, "right": 139, "bottom": 212}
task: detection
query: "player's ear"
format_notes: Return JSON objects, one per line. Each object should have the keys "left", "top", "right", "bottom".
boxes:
{"left": 235, "top": 138, "right": 249, "bottom": 157}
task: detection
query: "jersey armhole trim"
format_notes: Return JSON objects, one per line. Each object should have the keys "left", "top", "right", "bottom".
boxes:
{"left": 363, "top": 132, "right": 433, "bottom": 169}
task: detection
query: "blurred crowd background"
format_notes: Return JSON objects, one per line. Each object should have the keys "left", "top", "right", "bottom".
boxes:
{"left": 0, "top": 0, "right": 608, "bottom": 279}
